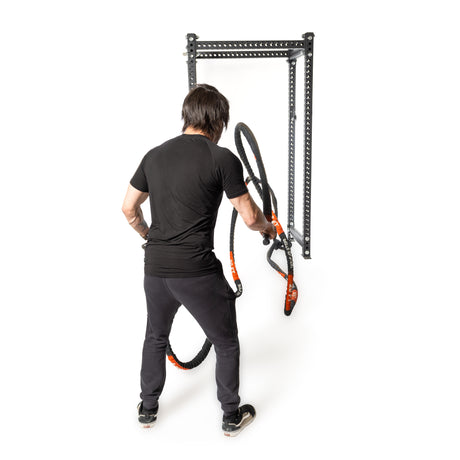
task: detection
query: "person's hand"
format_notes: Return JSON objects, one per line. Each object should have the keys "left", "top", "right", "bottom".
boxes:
{"left": 260, "top": 222, "right": 276, "bottom": 240}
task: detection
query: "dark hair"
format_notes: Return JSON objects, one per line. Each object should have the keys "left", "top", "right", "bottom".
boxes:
{"left": 181, "top": 84, "right": 230, "bottom": 142}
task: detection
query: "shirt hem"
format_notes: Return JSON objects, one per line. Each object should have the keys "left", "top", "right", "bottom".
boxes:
{"left": 144, "top": 265, "right": 222, "bottom": 278}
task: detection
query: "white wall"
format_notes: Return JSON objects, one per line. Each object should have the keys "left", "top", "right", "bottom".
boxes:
{"left": 1, "top": 1, "right": 459, "bottom": 459}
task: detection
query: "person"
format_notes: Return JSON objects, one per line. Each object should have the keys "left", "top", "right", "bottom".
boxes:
{"left": 122, "top": 83, "right": 276, "bottom": 437}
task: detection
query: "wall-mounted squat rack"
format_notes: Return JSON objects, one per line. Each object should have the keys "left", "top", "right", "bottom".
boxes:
{"left": 185, "top": 33, "right": 314, "bottom": 259}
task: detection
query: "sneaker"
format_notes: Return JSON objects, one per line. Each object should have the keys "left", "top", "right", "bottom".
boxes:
{"left": 222, "top": 404, "right": 256, "bottom": 437}
{"left": 137, "top": 402, "right": 158, "bottom": 428}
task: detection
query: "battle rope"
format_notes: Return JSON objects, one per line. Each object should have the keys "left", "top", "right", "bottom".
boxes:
{"left": 166, "top": 338, "right": 211, "bottom": 370}
{"left": 166, "top": 122, "right": 298, "bottom": 370}
{"left": 232, "top": 122, "right": 298, "bottom": 316}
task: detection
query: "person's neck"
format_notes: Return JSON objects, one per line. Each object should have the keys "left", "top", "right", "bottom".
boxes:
{"left": 184, "top": 127, "right": 210, "bottom": 139}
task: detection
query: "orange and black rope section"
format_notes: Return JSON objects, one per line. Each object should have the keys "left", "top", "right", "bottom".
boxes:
{"left": 232, "top": 123, "right": 298, "bottom": 316}
{"left": 166, "top": 122, "right": 298, "bottom": 370}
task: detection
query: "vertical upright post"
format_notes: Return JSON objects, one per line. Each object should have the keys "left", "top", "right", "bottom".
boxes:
{"left": 186, "top": 33, "right": 198, "bottom": 90}
{"left": 287, "top": 56, "right": 297, "bottom": 242}
{"left": 302, "top": 33, "right": 314, "bottom": 258}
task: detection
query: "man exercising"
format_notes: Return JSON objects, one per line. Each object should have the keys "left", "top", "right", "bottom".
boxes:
{"left": 122, "top": 84, "right": 276, "bottom": 436}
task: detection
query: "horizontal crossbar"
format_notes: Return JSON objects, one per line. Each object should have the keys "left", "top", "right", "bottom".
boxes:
{"left": 196, "top": 40, "right": 306, "bottom": 50}
{"left": 196, "top": 51, "right": 293, "bottom": 59}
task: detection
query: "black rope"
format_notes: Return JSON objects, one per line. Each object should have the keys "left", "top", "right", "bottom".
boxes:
{"left": 232, "top": 122, "right": 298, "bottom": 316}
{"left": 234, "top": 123, "right": 272, "bottom": 234}
{"left": 166, "top": 339, "right": 212, "bottom": 370}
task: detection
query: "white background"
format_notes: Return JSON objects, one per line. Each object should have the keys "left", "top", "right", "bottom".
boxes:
{"left": 1, "top": 1, "right": 459, "bottom": 458}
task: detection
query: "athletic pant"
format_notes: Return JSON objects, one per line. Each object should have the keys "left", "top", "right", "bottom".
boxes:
{"left": 140, "top": 271, "right": 240, "bottom": 415}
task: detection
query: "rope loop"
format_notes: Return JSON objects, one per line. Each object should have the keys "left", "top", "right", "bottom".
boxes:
{"left": 231, "top": 122, "right": 298, "bottom": 316}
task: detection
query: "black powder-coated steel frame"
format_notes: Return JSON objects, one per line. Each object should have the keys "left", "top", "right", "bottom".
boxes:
{"left": 185, "top": 33, "right": 314, "bottom": 259}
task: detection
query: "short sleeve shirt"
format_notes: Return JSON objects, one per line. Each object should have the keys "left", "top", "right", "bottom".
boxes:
{"left": 130, "top": 133, "right": 248, "bottom": 277}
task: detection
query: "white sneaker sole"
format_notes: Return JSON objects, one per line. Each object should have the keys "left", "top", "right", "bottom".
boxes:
{"left": 139, "top": 420, "right": 156, "bottom": 429}
{"left": 223, "top": 414, "right": 255, "bottom": 437}
{"left": 137, "top": 403, "right": 157, "bottom": 429}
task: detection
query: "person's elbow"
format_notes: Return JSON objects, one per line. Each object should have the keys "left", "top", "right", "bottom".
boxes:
{"left": 243, "top": 211, "right": 259, "bottom": 229}
{"left": 122, "top": 203, "right": 136, "bottom": 220}
{"left": 122, "top": 184, "right": 149, "bottom": 220}
{"left": 229, "top": 193, "right": 260, "bottom": 229}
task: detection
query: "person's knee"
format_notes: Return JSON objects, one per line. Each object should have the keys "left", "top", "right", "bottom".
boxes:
{"left": 144, "top": 329, "right": 169, "bottom": 350}
{"left": 213, "top": 336, "right": 240, "bottom": 357}
{"left": 144, "top": 315, "right": 173, "bottom": 345}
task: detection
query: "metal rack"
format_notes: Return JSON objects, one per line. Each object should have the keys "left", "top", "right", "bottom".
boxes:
{"left": 185, "top": 33, "right": 314, "bottom": 259}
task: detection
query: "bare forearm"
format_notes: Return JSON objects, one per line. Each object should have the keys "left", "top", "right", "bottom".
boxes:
{"left": 125, "top": 207, "right": 149, "bottom": 239}
{"left": 247, "top": 206, "right": 269, "bottom": 231}
{"left": 229, "top": 192, "right": 276, "bottom": 239}
{"left": 122, "top": 184, "right": 150, "bottom": 239}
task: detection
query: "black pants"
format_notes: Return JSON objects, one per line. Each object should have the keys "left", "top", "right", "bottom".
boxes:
{"left": 140, "top": 271, "right": 240, "bottom": 415}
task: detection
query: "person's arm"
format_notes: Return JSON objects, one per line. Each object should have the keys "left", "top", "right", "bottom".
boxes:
{"left": 122, "top": 184, "right": 150, "bottom": 239}
{"left": 229, "top": 192, "right": 276, "bottom": 239}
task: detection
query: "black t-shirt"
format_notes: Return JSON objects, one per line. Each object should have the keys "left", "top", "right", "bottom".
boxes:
{"left": 130, "top": 133, "right": 248, "bottom": 277}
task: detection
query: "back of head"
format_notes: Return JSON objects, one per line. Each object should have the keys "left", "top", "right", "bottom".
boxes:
{"left": 181, "top": 84, "right": 230, "bottom": 143}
